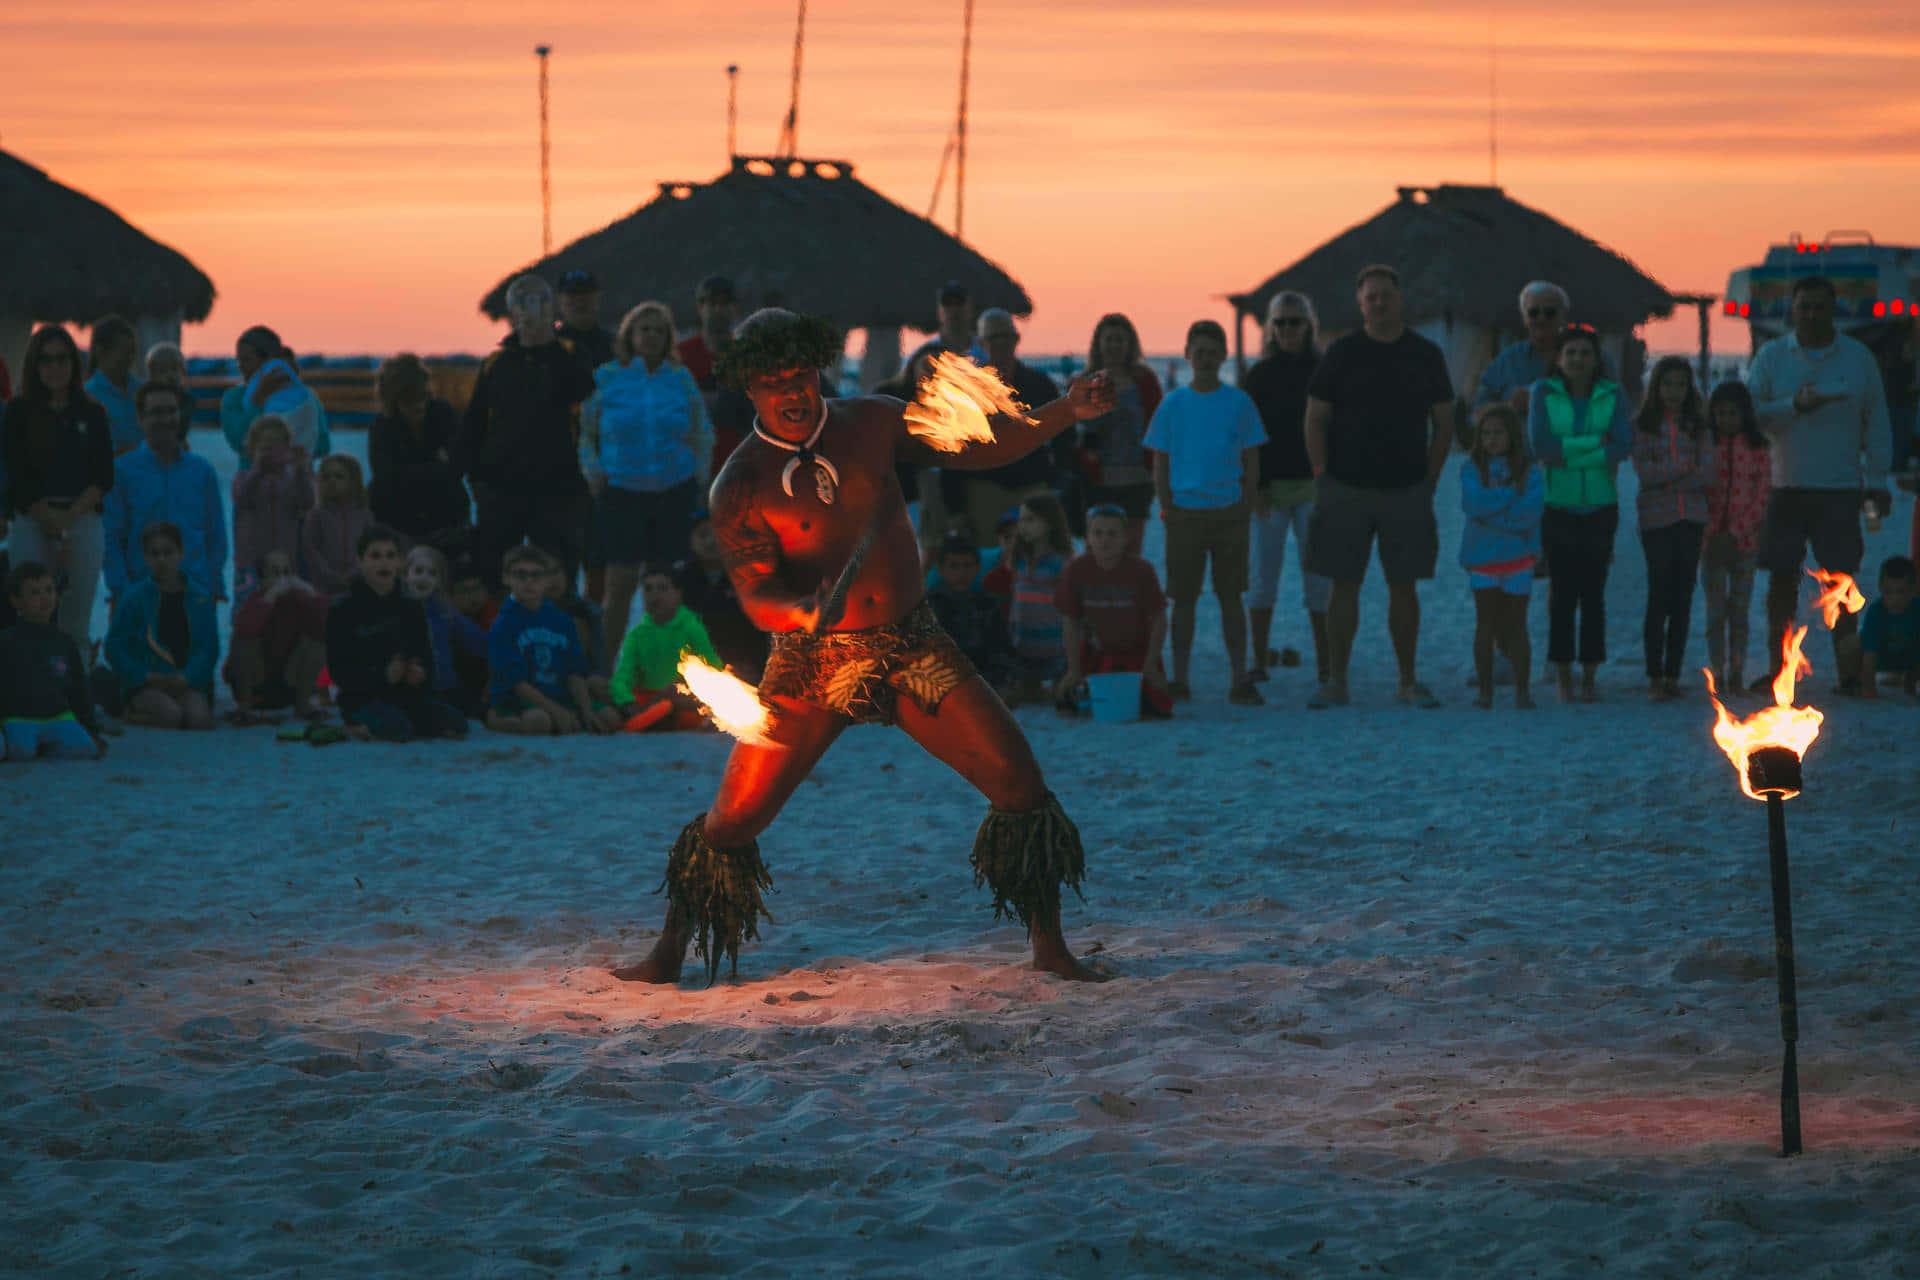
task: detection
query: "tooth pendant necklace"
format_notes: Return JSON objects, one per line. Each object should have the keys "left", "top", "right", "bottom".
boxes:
{"left": 753, "top": 403, "right": 838, "bottom": 504}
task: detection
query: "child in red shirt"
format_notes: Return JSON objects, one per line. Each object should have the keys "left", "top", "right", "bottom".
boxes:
{"left": 1053, "top": 504, "right": 1173, "bottom": 717}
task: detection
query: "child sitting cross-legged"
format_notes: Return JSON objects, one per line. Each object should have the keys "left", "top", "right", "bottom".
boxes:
{"left": 1853, "top": 555, "right": 1920, "bottom": 700}
{"left": 0, "top": 561, "right": 106, "bottom": 760}
{"left": 324, "top": 525, "right": 467, "bottom": 742}
{"left": 486, "top": 545, "right": 623, "bottom": 735}
{"left": 925, "top": 533, "right": 1017, "bottom": 697}
{"left": 609, "top": 564, "right": 721, "bottom": 732}
{"left": 225, "top": 548, "right": 329, "bottom": 723}
{"left": 403, "top": 543, "right": 489, "bottom": 720}
{"left": 1053, "top": 504, "right": 1174, "bottom": 718}
{"left": 106, "top": 520, "right": 219, "bottom": 730}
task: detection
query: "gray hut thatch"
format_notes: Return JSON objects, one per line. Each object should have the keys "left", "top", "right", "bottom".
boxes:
{"left": 479, "top": 155, "right": 1032, "bottom": 385}
{"left": 1, "top": 148, "right": 216, "bottom": 377}
{"left": 1229, "top": 184, "right": 1673, "bottom": 396}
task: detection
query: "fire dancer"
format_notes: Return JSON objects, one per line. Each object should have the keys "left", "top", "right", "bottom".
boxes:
{"left": 615, "top": 310, "right": 1116, "bottom": 985}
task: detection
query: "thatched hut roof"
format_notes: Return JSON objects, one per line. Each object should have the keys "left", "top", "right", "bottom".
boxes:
{"left": 479, "top": 155, "right": 1030, "bottom": 331}
{"left": 1229, "top": 185, "right": 1672, "bottom": 333}
{"left": 0, "top": 148, "right": 215, "bottom": 324}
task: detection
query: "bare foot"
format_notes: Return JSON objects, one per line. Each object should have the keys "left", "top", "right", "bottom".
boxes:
{"left": 613, "top": 916, "right": 688, "bottom": 984}
{"left": 1031, "top": 920, "right": 1109, "bottom": 982}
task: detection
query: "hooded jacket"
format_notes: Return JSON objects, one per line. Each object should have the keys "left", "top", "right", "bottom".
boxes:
{"left": 105, "top": 575, "right": 220, "bottom": 694}
{"left": 323, "top": 577, "right": 434, "bottom": 710}
{"left": 456, "top": 333, "right": 596, "bottom": 496}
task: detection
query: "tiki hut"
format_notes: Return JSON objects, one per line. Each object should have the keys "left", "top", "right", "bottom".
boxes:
{"left": 479, "top": 155, "right": 1032, "bottom": 386}
{"left": 0, "top": 147, "right": 216, "bottom": 379}
{"left": 1228, "top": 184, "right": 1673, "bottom": 398}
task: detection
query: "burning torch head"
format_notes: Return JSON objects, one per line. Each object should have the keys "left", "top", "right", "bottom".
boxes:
{"left": 1745, "top": 745, "right": 1804, "bottom": 799}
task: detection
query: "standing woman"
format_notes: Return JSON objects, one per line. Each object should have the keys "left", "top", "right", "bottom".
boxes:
{"left": 1239, "top": 292, "right": 1331, "bottom": 684}
{"left": 2, "top": 325, "right": 115, "bottom": 650}
{"left": 220, "top": 325, "right": 331, "bottom": 466}
{"left": 368, "top": 354, "right": 471, "bottom": 546}
{"left": 1079, "top": 313, "right": 1163, "bottom": 555}
{"left": 84, "top": 315, "right": 144, "bottom": 455}
{"left": 1630, "top": 357, "right": 1714, "bottom": 700}
{"left": 1528, "top": 324, "right": 1631, "bottom": 702}
{"left": 580, "top": 301, "right": 712, "bottom": 660}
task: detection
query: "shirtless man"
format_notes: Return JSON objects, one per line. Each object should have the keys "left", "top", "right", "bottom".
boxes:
{"left": 615, "top": 310, "right": 1115, "bottom": 985}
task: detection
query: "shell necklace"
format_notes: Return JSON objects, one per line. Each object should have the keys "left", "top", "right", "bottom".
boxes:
{"left": 752, "top": 403, "right": 838, "bottom": 505}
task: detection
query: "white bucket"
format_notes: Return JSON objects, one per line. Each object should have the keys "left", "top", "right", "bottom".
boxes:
{"left": 1085, "top": 672, "right": 1139, "bottom": 723}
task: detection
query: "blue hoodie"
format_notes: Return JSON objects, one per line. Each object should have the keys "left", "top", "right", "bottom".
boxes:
{"left": 1459, "top": 455, "right": 1546, "bottom": 571}
{"left": 101, "top": 444, "right": 228, "bottom": 600}
{"left": 487, "top": 596, "right": 588, "bottom": 703}
{"left": 105, "top": 575, "right": 220, "bottom": 694}
{"left": 423, "top": 596, "right": 488, "bottom": 693}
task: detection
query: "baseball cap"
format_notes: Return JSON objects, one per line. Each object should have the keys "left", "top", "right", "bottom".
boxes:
{"left": 558, "top": 269, "right": 599, "bottom": 293}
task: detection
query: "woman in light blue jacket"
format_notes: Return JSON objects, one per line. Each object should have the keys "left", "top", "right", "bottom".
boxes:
{"left": 580, "top": 301, "right": 712, "bottom": 659}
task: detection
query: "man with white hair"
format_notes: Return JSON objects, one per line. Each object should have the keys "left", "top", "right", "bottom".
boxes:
{"left": 456, "top": 274, "right": 597, "bottom": 591}
{"left": 1474, "top": 281, "right": 1590, "bottom": 416}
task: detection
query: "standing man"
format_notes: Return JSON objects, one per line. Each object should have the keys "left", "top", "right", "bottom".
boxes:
{"left": 456, "top": 275, "right": 596, "bottom": 594}
{"left": 102, "top": 384, "right": 227, "bottom": 604}
{"left": 1475, "top": 282, "right": 1573, "bottom": 418}
{"left": 1747, "top": 274, "right": 1893, "bottom": 691}
{"left": 1303, "top": 264, "right": 1456, "bottom": 709}
{"left": 963, "top": 309, "right": 1062, "bottom": 539}
{"left": 676, "top": 274, "right": 753, "bottom": 475}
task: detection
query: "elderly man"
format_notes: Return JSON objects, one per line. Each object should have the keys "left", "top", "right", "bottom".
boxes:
{"left": 103, "top": 383, "right": 227, "bottom": 603}
{"left": 959, "top": 309, "right": 1063, "bottom": 539}
{"left": 456, "top": 274, "right": 596, "bottom": 592}
{"left": 1747, "top": 274, "right": 1894, "bottom": 692}
{"left": 1474, "top": 281, "right": 1576, "bottom": 418}
{"left": 1303, "top": 265, "right": 1455, "bottom": 709}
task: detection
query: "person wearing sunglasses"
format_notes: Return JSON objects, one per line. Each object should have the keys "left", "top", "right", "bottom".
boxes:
{"left": 1240, "top": 292, "right": 1331, "bottom": 685}
{"left": 1474, "top": 280, "right": 1609, "bottom": 420}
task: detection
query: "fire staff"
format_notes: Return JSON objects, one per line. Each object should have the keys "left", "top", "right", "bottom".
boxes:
{"left": 614, "top": 310, "right": 1115, "bottom": 985}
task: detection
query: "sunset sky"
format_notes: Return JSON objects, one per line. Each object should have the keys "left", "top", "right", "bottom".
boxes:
{"left": 7, "top": 0, "right": 1919, "bottom": 359}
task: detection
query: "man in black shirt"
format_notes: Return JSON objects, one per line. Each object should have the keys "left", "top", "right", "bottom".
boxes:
{"left": 960, "top": 309, "right": 1063, "bottom": 539}
{"left": 1303, "top": 264, "right": 1455, "bottom": 709}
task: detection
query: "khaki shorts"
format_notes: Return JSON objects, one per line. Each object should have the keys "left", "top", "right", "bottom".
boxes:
{"left": 1305, "top": 476, "right": 1439, "bottom": 583}
{"left": 1164, "top": 502, "right": 1251, "bottom": 603}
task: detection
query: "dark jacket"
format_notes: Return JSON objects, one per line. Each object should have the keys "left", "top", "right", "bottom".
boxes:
{"left": 556, "top": 323, "right": 616, "bottom": 376}
{"left": 455, "top": 334, "right": 596, "bottom": 496}
{"left": 976, "top": 362, "right": 1066, "bottom": 489}
{"left": 1241, "top": 347, "right": 1319, "bottom": 485}
{"left": 2, "top": 396, "right": 115, "bottom": 517}
{"left": 368, "top": 398, "right": 470, "bottom": 538}
{"left": 0, "top": 620, "right": 99, "bottom": 729}
{"left": 927, "top": 580, "right": 1015, "bottom": 685}
{"left": 324, "top": 577, "right": 434, "bottom": 710}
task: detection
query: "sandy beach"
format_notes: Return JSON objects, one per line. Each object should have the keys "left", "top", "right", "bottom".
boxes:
{"left": 8, "top": 449, "right": 1920, "bottom": 1278}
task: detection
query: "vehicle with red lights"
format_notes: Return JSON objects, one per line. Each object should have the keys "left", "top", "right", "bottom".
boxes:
{"left": 1724, "top": 232, "right": 1918, "bottom": 465}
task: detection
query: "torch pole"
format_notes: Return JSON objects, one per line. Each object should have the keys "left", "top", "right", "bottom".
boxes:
{"left": 1765, "top": 792, "right": 1803, "bottom": 1156}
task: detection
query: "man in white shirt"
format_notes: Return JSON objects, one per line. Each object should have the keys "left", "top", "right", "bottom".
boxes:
{"left": 1746, "top": 275, "right": 1894, "bottom": 690}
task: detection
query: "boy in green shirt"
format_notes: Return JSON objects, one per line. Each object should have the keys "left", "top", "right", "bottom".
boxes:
{"left": 611, "top": 566, "right": 722, "bottom": 731}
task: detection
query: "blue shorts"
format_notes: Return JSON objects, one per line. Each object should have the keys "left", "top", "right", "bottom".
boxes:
{"left": 1468, "top": 567, "right": 1535, "bottom": 597}
{"left": 3, "top": 716, "right": 99, "bottom": 761}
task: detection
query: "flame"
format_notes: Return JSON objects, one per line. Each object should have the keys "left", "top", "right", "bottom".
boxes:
{"left": 1807, "top": 568, "right": 1865, "bottom": 630}
{"left": 1703, "top": 626, "right": 1823, "bottom": 801}
{"left": 677, "top": 654, "right": 774, "bottom": 746}
{"left": 902, "top": 351, "right": 1035, "bottom": 452}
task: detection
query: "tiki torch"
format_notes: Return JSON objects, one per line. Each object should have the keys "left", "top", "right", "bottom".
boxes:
{"left": 1704, "top": 627, "right": 1825, "bottom": 1157}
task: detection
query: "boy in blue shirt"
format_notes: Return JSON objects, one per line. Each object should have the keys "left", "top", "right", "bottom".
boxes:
{"left": 1857, "top": 555, "right": 1919, "bottom": 700}
{"left": 486, "top": 545, "right": 622, "bottom": 735}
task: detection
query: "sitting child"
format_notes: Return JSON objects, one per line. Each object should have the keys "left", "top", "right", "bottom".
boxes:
{"left": 225, "top": 549, "right": 329, "bottom": 722}
{"left": 678, "top": 510, "right": 768, "bottom": 681}
{"left": 301, "top": 453, "right": 374, "bottom": 597}
{"left": 403, "top": 544, "right": 489, "bottom": 720}
{"left": 1053, "top": 505, "right": 1173, "bottom": 718}
{"left": 446, "top": 556, "right": 498, "bottom": 702}
{"left": 323, "top": 525, "right": 466, "bottom": 742}
{"left": 610, "top": 565, "right": 721, "bottom": 732}
{"left": 925, "top": 533, "right": 1017, "bottom": 696}
{"left": 0, "top": 562, "right": 105, "bottom": 760}
{"left": 1856, "top": 555, "right": 1919, "bottom": 700}
{"left": 106, "top": 520, "right": 218, "bottom": 730}
{"left": 486, "top": 546, "right": 622, "bottom": 735}
{"left": 1007, "top": 493, "right": 1074, "bottom": 700}
{"left": 231, "top": 414, "right": 314, "bottom": 606}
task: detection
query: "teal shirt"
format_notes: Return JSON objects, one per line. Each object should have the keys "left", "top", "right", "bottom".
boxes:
{"left": 221, "top": 384, "right": 332, "bottom": 467}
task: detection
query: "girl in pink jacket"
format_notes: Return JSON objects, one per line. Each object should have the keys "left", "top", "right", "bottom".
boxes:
{"left": 231, "top": 415, "right": 314, "bottom": 605}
